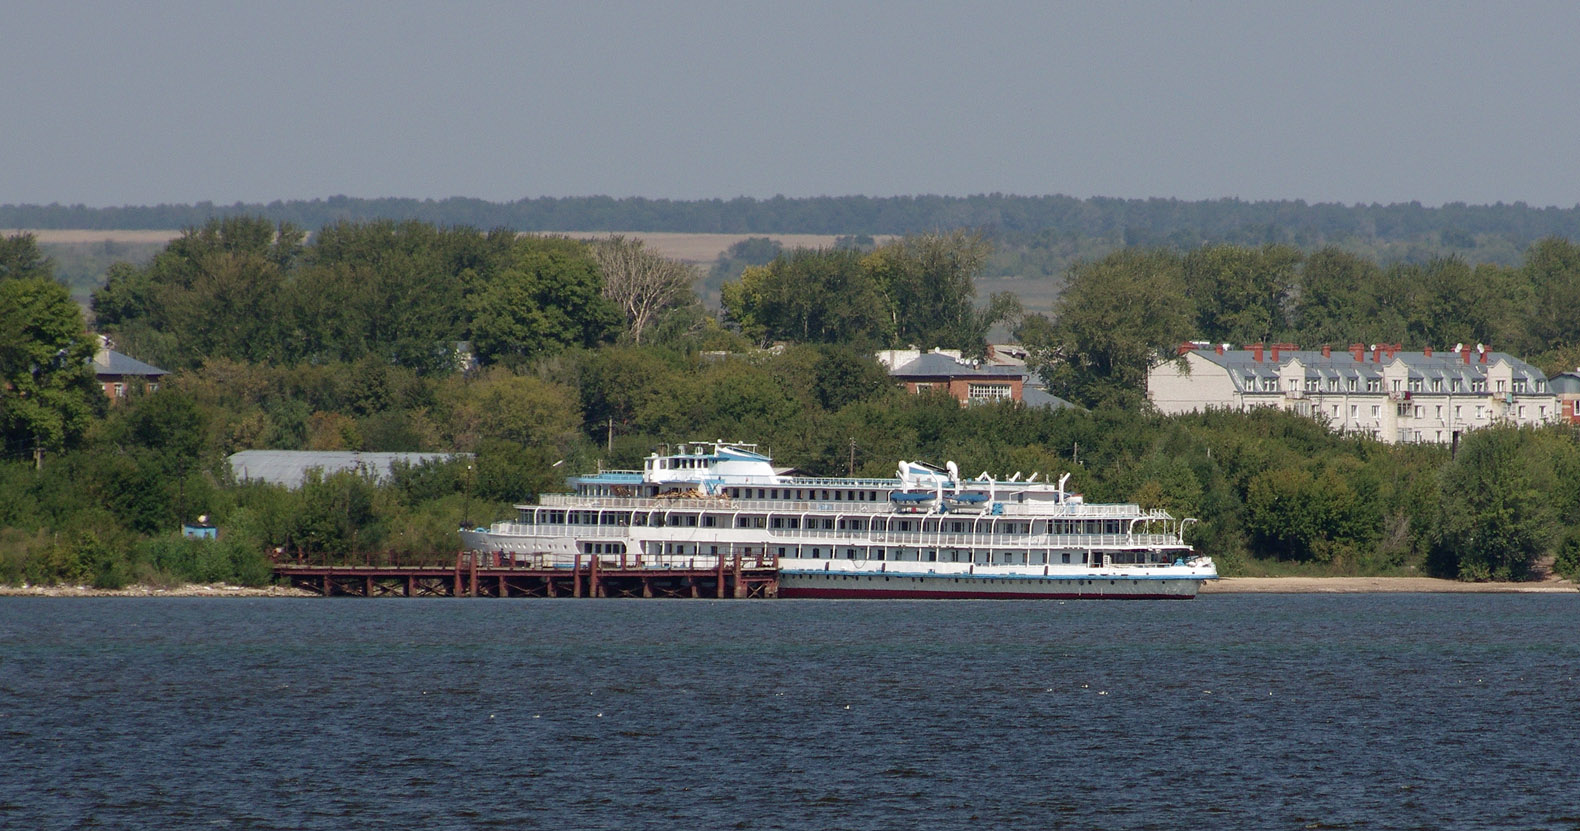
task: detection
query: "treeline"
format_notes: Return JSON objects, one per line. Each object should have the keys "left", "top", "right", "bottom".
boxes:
{"left": 5, "top": 221, "right": 1580, "bottom": 588}
{"left": 8, "top": 193, "right": 1580, "bottom": 251}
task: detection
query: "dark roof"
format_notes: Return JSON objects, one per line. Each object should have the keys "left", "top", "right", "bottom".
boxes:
{"left": 890, "top": 352, "right": 1025, "bottom": 379}
{"left": 93, "top": 349, "right": 167, "bottom": 378}
{"left": 1021, "top": 386, "right": 1081, "bottom": 410}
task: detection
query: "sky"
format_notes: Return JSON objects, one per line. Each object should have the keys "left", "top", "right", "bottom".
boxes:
{"left": 4, "top": 1, "right": 1579, "bottom": 209}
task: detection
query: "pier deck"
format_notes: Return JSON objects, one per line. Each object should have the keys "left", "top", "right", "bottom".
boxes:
{"left": 275, "top": 552, "right": 779, "bottom": 599}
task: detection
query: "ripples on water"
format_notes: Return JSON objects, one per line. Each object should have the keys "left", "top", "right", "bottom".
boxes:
{"left": 1, "top": 595, "right": 1578, "bottom": 830}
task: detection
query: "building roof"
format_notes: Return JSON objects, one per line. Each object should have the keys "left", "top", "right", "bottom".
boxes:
{"left": 1021, "top": 386, "right": 1081, "bottom": 410}
{"left": 92, "top": 348, "right": 167, "bottom": 378}
{"left": 1182, "top": 346, "right": 1547, "bottom": 393}
{"left": 228, "top": 450, "right": 463, "bottom": 489}
{"left": 889, "top": 351, "right": 1026, "bottom": 379}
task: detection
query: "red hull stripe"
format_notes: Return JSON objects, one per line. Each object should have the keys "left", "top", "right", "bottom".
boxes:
{"left": 777, "top": 587, "right": 1193, "bottom": 600}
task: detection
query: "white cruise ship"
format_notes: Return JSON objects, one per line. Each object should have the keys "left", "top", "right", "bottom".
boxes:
{"left": 460, "top": 441, "right": 1216, "bottom": 599}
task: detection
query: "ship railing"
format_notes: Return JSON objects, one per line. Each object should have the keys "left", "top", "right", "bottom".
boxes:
{"left": 535, "top": 493, "right": 1160, "bottom": 519}
{"left": 504, "top": 524, "right": 1184, "bottom": 549}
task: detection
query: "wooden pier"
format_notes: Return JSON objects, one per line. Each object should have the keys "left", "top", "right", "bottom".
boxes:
{"left": 275, "top": 551, "right": 779, "bottom": 599}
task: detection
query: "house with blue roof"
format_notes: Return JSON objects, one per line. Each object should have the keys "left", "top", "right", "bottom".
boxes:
{"left": 92, "top": 340, "right": 167, "bottom": 401}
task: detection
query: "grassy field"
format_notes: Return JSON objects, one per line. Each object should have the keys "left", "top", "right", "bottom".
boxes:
{"left": 9, "top": 229, "right": 868, "bottom": 265}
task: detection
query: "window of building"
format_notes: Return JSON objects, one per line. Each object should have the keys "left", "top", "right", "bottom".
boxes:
{"left": 968, "top": 383, "right": 1011, "bottom": 401}
{"left": 1454, "top": 405, "right": 1462, "bottom": 419}
{"left": 913, "top": 382, "right": 932, "bottom": 392}
{"left": 1391, "top": 379, "right": 1402, "bottom": 392}
{"left": 1349, "top": 405, "right": 1358, "bottom": 418}
{"left": 1304, "top": 378, "right": 1317, "bottom": 392}
{"left": 1431, "top": 378, "right": 1443, "bottom": 392}
{"left": 1472, "top": 379, "right": 1486, "bottom": 393}
{"left": 1347, "top": 378, "right": 1358, "bottom": 392}
{"left": 1370, "top": 405, "right": 1381, "bottom": 417}
{"left": 1327, "top": 378, "right": 1339, "bottom": 391}
{"left": 1513, "top": 380, "right": 1526, "bottom": 393}
{"left": 113, "top": 382, "right": 125, "bottom": 398}
{"left": 1435, "top": 405, "right": 1443, "bottom": 419}
{"left": 1496, "top": 380, "right": 1507, "bottom": 393}
{"left": 1476, "top": 406, "right": 1485, "bottom": 420}
{"left": 1397, "top": 403, "right": 1410, "bottom": 417}
{"left": 1409, "top": 378, "right": 1422, "bottom": 392}
{"left": 1452, "top": 379, "right": 1462, "bottom": 392}
{"left": 1331, "top": 405, "right": 1340, "bottom": 417}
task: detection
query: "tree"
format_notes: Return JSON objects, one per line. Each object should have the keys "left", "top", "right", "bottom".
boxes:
{"left": 466, "top": 236, "right": 621, "bottom": 366}
{"left": 1182, "top": 244, "right": 1300, "bottom": 345}
{"left": 0, "top": 233, "right": 53, "bottom": 282}
{"left": 720, "top": 248, "right": 890, "bottom": 347}
{"left": 864, "top": 230, "right": 998, "bottom": 351}
{"left": 0, "top": 275, "right": 102, "bottom": 466}
{"left": 1431, "top": 427, "right": 1558, "bottom": 581}
{"left": 1026, "top": 248, "right": 1191, "bottom": 408}
{"left": 591, "top": 235, "right": 696, "bottom": 345}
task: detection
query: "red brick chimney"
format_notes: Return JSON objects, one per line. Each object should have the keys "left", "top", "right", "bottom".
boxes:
{"left": 1177, "top": 342, "right": 1198, "bottom": 356}
{"left": 1350, "top": 343, "right": 1365, "bottom": 362}
{"left": 1463, "top": 347, "right": 1471, "bottom": 365}
{"left": 1480, "top": 345, "right": 1488, "bottom": 364}
{"left": 1215, "top": 343, "right": 1225, "bottom": 355}
{"left": 1321, "top": 344, "right": 1331, "bottom": 358}
{"left": 1424, "top": 346, "right": 1433, "bottom": 357}
{"left": 1249, "top": 343, "right": 1264, "bottom": 362}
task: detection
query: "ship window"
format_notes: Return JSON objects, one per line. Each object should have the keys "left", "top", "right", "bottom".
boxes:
{"left": 845, "top": 548, "right": 857, "bottom": 559}
{"left": 927, "top": 550, "right": 937, "bottom": 562}
{"left": 1062, "top": 552, "right": 1071, "bottom": 564}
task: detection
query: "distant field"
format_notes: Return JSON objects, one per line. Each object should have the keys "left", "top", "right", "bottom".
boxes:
{"left": 8, "top": 229, "right": 870, "bottom": 265}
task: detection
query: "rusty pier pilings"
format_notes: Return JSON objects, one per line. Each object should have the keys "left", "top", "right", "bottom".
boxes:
{"left": 274, "top": 551, "right": 779, "bottom": 599}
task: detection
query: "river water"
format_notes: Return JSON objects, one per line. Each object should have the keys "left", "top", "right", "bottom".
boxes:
{"left": 1, "top": 595, "right": 1577, "bottom": 830}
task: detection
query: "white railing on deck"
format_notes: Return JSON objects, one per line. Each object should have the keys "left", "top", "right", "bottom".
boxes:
{"left": 536, "top": 493, "right": 1157, "bottom": 519}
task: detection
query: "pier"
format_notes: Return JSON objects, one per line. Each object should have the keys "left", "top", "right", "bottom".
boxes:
{"left": 274, "top": 551, "right": 779, "bottom": 599}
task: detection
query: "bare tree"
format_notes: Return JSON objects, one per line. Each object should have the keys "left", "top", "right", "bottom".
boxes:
{"left": 591, "top": 235, "right": 696, "bottom": 345}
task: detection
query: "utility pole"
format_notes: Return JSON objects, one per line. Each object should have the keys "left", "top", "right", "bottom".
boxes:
{"left": 848, "top": 438, "right": 856, "bottom": 476}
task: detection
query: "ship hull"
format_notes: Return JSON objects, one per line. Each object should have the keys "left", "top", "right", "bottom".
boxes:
{"left": 777, "top": 569, "right": 1203, "bottom": 599}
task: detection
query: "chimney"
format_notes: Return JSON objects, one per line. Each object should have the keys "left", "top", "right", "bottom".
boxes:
{"left": 1215, "top": 343, "right": 1225, "bottom": 355}
{"left": 1464, "top": 348, "right": 1471, "bottom": 365}
{"left": 1350, "top": 343, "right": 1365, "bottom": 362}
{"left": 1177, "top": 342, "right": 1198, "bottom": 356}
{"left": 1271, "top": 342, "right": 1298, "bottom": 363}
{"left": 1372, "top": 344, "right": 1381, "bottom": 363}
{"left": 1321, "top": 344, "right": 1331, "bottom": 358}
{"left": 1249, "top": 343, "right": 1264, "bottom": 362}
{"left": 1270, "top": 344, "right": 1281, "bottom": 363}
{"left": 1479, "top": 344, "right": 1488, "bottom": 364}
{"left": 1424, "top": 346, "right": 1433, "bottom": 357}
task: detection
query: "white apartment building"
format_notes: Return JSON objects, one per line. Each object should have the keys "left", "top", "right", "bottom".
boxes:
{"left": 1147, "top": 342, "right": 1558, "bottom": 444}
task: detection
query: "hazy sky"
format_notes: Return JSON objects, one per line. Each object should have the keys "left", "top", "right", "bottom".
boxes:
{"left": 5, "top": 1, "right": 1579, "bottom": 208}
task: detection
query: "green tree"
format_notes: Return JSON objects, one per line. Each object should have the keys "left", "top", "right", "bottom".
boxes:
{"left": 1182, "top": 244, "right": 1301, "bottom": 345}
{"left": 0, "top": 276, "right": 102, "bottom": 466}
{"left": 721, "top": 248, "right": 890, "bottom": 347}
{"left": 0, "top": 233, "right": 53, "bottom": 282}
{"left": 467, "top": 237, "right": 621, "bottom": 365}
{"left": 1026, "top": 248, "right": 1191, "bottom": 408}
{"left": 1431, "top": 427, "right": 1558, "bottom": 581}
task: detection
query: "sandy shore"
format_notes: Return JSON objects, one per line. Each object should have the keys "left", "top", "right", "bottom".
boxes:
{"left": 1204, "top": 576, "right": 1578, "bottom": 593}
{"left": 0, "top": 583, "right": 313, "bottom": 598}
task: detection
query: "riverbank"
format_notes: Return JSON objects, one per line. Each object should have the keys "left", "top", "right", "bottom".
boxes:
{"left": 1203, "top": 576, "right": 1578, "bottom": 593}
{"left": 0, "top": 583, "right": 314, "bottom": 598}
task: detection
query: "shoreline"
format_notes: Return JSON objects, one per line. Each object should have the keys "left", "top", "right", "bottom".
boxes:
{"left": 1203, "top": 576, "right": 1578, "bottom": 594}
{"left": 0, "top": 583, "right": 314, "bottom": 598}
